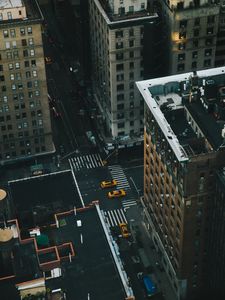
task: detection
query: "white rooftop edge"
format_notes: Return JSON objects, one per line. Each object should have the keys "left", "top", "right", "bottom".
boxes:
{"left": 136, "top": 67, "right": 225, "bottom": 162}
{"left": 94, "top": 0, "right": 157, "bottom": 26}
{"left": 0, "top": 0, "right": 23, "bottom": 9}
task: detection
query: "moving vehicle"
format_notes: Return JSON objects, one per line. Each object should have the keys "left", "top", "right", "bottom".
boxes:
{"left": 51, "top": 107, "right": 61, "bottom": 118}
{"left": 107, "top": 189, "right": 126, "bottom": 198}
{"left": 119, "top": 223, "right": 130, "bottom": 238}
{"left": 143, "top": 275, "right": 156, "bottom": 297}
{"left": 100, "top": 180, "right": 117, "bottom": 189}
{"left": 45, "top": 56, "right": 52, "bottom": 64}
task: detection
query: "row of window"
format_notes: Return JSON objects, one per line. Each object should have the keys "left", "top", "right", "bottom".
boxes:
{"left": 179, "top": 16, "right": 215, "bottom": 28}
{"left": 4, "top": 38, "right": 34, "bottom": 49}
{"left": 0, "top": 70, "right": 38, "bottom": 82}
{"left": 3, "top": 26, "right": 33, "bottom": 38}
{"left": 177, "top": 59, "right": 212, "bottom": 71}
{"left": 1, "top": 81, "right": 40, "bottom": 92}
{"left": 179, "top": 27, "right": 214, "bottom": 39}
{"left": 178, "top": 49, "right": 213, "bottom": 62}
{"left": 0, "top": 146, "right": 47, "bottom": 160}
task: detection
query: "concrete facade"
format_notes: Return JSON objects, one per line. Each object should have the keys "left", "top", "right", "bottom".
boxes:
{"left": 89, "top": 0, "right": 157, "bottom": 145}
{"left": 0, "top": 0, "right": 54, "bottom": 165}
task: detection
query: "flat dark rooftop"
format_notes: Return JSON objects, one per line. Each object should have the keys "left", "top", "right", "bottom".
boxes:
{"left": 9, "top": 170, "right": 82, "bottom": 228}
{"left": 0, "top": 0, "right": 43, "bottom": 27}
{"left": 164, "top": 109, "right": 196, "bottom": 144}
{"left": 186, "top": 99, "right": 225, "bottom": 149}
{"left": 46, "top": 206, "right": 126, "bottom": 300}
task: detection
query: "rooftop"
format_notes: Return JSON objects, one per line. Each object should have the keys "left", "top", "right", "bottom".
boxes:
{"left": 0, "top": 0, "right": 43, "bottom": 25}
{"left": 9, "top": 170, "right": 82, "bottom": 229}
{"left": 96, "top": 0, "right": 157, "bottom": 26}
{"left": 0, "top": 0, "right": 23, "bottom": 9}
{"left": 0, "top": 203, "right": 130, "bottom": 300}
{"left": 137, "top": 67, "right": 225, "bottom": 161}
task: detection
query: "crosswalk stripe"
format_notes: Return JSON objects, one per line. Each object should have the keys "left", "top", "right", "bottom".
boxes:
{"left": 102, "top": 209, "right": 128, "bottom": 228}
{"left": 114, "top": 210, "right": 121, "bottom": 224}
{"left": 69, "top": 153, "right": 104, "bottom": 172}
{"left": 108, "top": 164, "right": 131, "bottom": 190}
{"left": 109, "top": 210, "right": 117, "bottom": 226}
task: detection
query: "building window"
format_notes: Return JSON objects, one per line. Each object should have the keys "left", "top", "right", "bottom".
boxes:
{"left": 116, "top": 53, "right": 124, "bottom": 60}
{"left": 129, "top": 6, "right": 134, "bottom": 12}
{"left": 118, "top": 122, "right": 125, "bottom": 129}
{"left": 116, "top": 41, "right": 123, "bottom": 49}
{"left": 178, "top": 43, "right": 185, "bottom": 50}
{"left": 27, "top": 27, "right": 32, "bottom": 34}
{"left": 177, "top": 63, "right": 185, "bottom": 71}
{"left": 207, "top": 16, "right": 215, "bottom": 24}
{"left": 194, "top": 18, "right": 200, "bottom": 26}
{"left": 130, "top": 62, "right": 134, "bottom": 69}
{"left": 193, "top": 29, "right": 199, "bottom": 37}
{"left": 15, "top": 62, "right": 20, "bottom": 69}
{"left": 179, "top": 32, "right": 186, "bottom": 39}
{"left": 207, "top": 27, "right": 213, "bottom": 35}
{"left": 204, "top": 59, "right": 211, "bottom": 67}
{"left": 23, "top": 50, "right": 28, "bottom": 57}
{"left": 205, "top": 49, "right": 212, "bottom": 56}
{"left": 205, "top": 38, "right": 213, "bottom": 46}
{"left": 141, "top": 3, "right": 145, "bottom": 9}
{"left": 117, "top": 74, "right": 124, "bottom": 81}
{"left": 192, "top": 51, "right": 198, "bottom": 59}
{"left": 0, "top": 13, "right": 2, "bottom": 21}
{"left": 129, "top": 72, "right": 134, "bottom": 79}
{"left": 117, "top": 94, "right": 124, "bottom": 101}
{"left": 193, "top": 40, "right": 199, "bottom": 47}
{"left": 117, "top": 103, "right": 124, "bottom": 110}
{"left": 5, "top": 42, "right": 10, "bottom": 49}
{"left": 116, "top": 64, "right": 124, "bottom": 71}
{"left": 116, "top": 30, "right": 123, "bottom": 38}
{"left": 10, "top": 29, "right": 16, "bottom": 37}
{"left": 28, "top": 38, "right": 34, "bottom": 45}
{"left": 129, "top": 51, "right": 134, "bottom": 58}
{"left": 12, "top": 41, "right": 17, "bottom": 48}
{"left": 180, "top": 20, "right": 187, "bottom": 28}
{"left": 31, "top": 60, "right": 36, "bottom": 67}
{"left": 129, "top": 28, "right": 134, "bottom": 36}
{"left": 21, "top": 39, "right": 27, "bottom": 46}
{"left": 7, "top": 12, "right": 12, "bottom": 20}
{"left": 192, "top": 61, "right": 197, "bottom": 69}
{"left": 24, "top": 61, "right": 29, "bottom": 68}
{"left": 3, "top": 30, "right": 9, "bottom": 38}
{"left": 178, "top": 53, "right": 185, "bottom": 61}
{"left": 8, "top": 63, "right": 14, "bottom": 70}
{"left": 117, "top": 84, "right": 124, "bottom": 91}
{"left": 20, "top": 28, "right": 25, "bottom": 36}
{"left": 30, "top": 49, "right": 35, "bottom": 56}
{"left": 13, "top": 51, "right": 19, "bottom": 58}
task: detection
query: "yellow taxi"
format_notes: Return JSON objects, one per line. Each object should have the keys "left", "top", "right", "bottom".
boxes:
{"left": 119, "top": 223, "right": 130, "bottom": 238}
{"left": 107, "top": 189, "right": 126, "bottom": 198}
{"left": 100, "top": 179, "right": 117, "bottom": 189}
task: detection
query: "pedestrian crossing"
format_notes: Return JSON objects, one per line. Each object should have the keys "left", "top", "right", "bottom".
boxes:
{"left": 102, "top": 208, "right": 127, "bottom": 228}
{"left": 122, "top": 199, "right": 137, "bottom": 210}
{"left": 108, "top": 165, "right": 131, "bottom": 190}
{"left": 69, "top": 153, "right": 104, "bottom": 172}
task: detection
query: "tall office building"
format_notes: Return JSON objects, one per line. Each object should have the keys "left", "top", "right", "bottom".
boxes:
{"left": 137, "top": 67, "right": 225, "bottom": 299}
{"left": 151, "top": 0, "right": 221, "bottom": 76}
{"left": 89, "top": 0, "right": 157, "bottom": 148}
{"left": 0, "top": 0, "right": 54, "bottom": 165}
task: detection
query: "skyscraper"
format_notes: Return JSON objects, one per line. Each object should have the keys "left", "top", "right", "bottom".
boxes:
{"left": 0, "top": 0, "right": 54, "bottom": 165}
{"left": 137, "top": 67, "right": 225, "bottom": 299}
{"left": 89, "top": 0, "right": 157, "bottom": 148}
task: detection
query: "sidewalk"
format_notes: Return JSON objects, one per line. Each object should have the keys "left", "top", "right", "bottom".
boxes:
{"left": 125, "top": 204, "right": 177, "bottom": 300}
